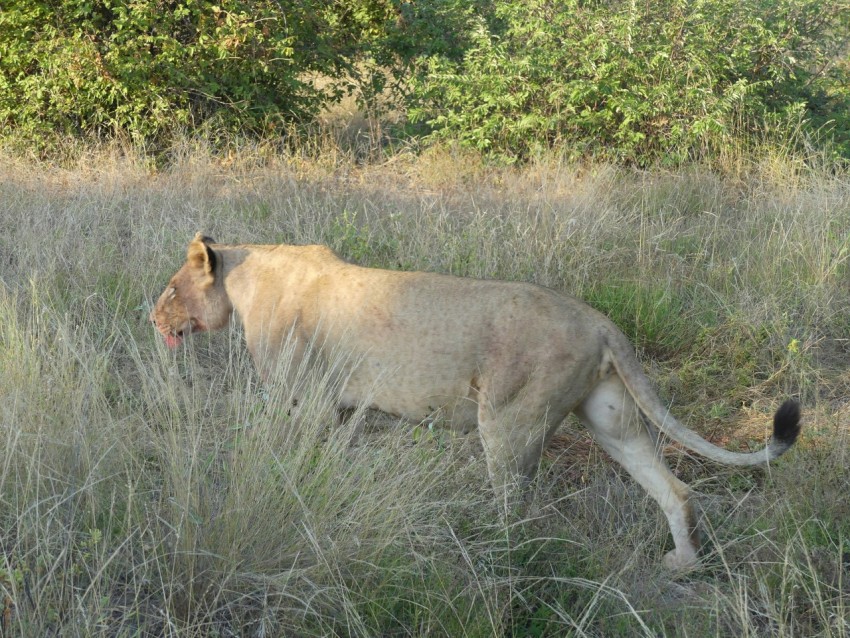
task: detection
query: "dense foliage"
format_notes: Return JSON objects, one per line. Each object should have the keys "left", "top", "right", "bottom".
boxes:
{"left": 0, "top": 0, "right": 364, "bottom": 143}
{"left": 1, "top": 0, "right": 848, "bottom": 163}
{"left": 409, "top": 0, "right": 850, "bottom": 163}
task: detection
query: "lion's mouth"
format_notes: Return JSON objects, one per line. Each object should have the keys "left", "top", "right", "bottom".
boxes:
{"left": 164, "top": 332, "right": 184, "bottom": 349}
{"left": 149, "top": 319, "right": 187, "bottom": 349}
{"left": 159, "top": 319, "right": 205, "bottom": 349}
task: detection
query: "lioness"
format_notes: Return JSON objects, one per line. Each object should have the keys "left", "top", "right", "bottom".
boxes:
{"left": 151, "top": 233, "right": 801, "bottom": 569}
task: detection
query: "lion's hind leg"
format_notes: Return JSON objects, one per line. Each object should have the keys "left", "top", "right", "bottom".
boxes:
{"left": 576, "top": 375, "right": 700, "bottom": 570}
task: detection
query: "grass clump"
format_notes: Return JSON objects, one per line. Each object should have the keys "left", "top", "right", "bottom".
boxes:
{"left": 0, "top": 144, "right": 848, "bottom": 635}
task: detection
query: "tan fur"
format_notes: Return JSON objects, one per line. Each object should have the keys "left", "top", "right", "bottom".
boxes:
{"left": 151, "top": 234, "right": 800, "bottom": 569}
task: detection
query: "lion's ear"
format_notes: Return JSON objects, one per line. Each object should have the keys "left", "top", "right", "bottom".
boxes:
{"left": 187, "top": 233, "right": 217, "bottom": 283}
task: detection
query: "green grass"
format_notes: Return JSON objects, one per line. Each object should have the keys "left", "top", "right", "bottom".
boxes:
{"left": 0, "top": 143, "right": 848, "bottom": 635}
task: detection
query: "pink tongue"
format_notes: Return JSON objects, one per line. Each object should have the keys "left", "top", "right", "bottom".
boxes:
{"left": 164, "top": 334, "right": 183, "bottom": 349}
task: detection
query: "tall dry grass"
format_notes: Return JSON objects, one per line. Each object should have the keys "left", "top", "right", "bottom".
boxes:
{"left": 0, "top": 141, "right": 848, "bottom": 635}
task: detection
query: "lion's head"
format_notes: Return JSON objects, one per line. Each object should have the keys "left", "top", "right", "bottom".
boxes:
{"left": 150, "top": 233, "right": 232, "bottom": 348}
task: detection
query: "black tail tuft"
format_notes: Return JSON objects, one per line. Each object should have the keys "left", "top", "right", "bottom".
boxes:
{"left": 772, "top": 399, "right": 802, "bottom": 448}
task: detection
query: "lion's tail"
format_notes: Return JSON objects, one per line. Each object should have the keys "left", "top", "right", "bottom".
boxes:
{"left": 607, "top": 334, "right": 801, "bottom": 467}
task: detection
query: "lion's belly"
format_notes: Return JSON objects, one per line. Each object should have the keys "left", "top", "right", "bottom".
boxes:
{"left": 339, "top": 355, "right": 481, "bottom": 431}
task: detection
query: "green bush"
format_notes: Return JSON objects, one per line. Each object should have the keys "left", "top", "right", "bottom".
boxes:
{"left": 2, "top": 0, "right": 848, "bottom": 164}
{"left": 316, "top": 0, "right": 494, "bottom": 117}
{"left": 0, "top": 0, "right": 351, "bottom": 148}
{"left": 408, "top": 0, "right": 850, "bottom": 165}
{"left": 0, "top": 0, "right": 490, "bottom": 150}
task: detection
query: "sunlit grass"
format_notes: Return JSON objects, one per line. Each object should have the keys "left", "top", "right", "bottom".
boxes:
{"left": 0, "top": 141, "right": 848, "bottom": 635}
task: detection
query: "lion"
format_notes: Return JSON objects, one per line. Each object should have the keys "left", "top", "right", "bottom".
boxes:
{"left": 151, "top": 233, "right": 801, "bottom": 569}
